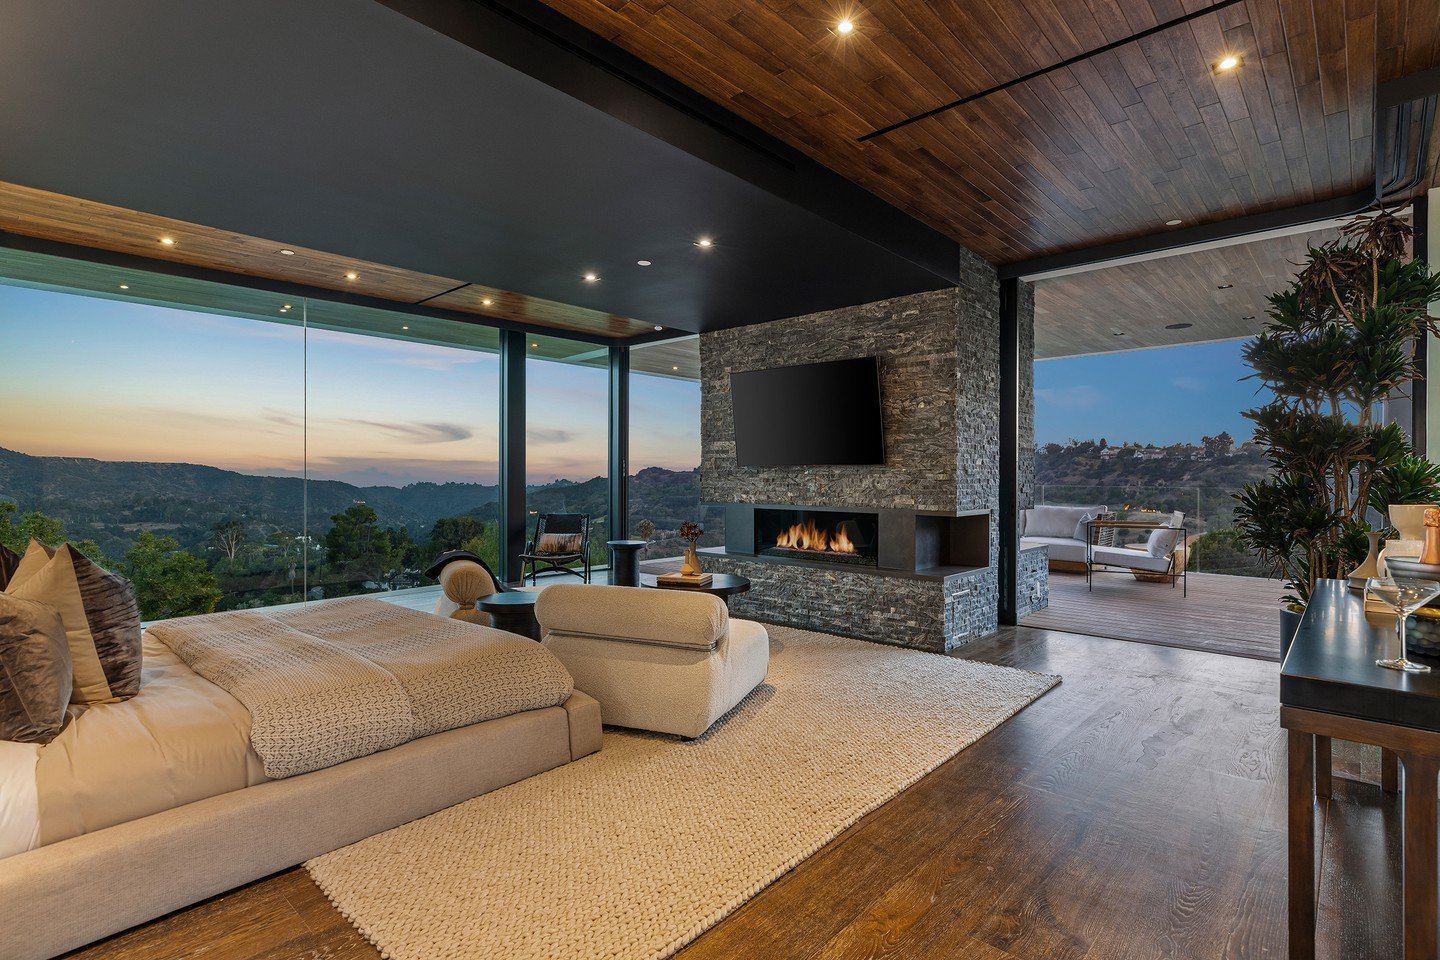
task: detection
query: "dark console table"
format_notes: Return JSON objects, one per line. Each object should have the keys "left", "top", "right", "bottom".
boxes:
{"left": 1283, "top": 579, "right": 1438, "bottom": 958}
{"left": 639, "top": 572, "right": 750, "bottom": 607}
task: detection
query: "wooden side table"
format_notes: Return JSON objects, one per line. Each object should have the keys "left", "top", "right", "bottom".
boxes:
{"left": 479, "top": 591, "right": 541, "bottom": 641}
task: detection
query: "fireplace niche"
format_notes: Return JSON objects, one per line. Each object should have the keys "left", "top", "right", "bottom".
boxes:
{"left": 754, "top": 508, "right": 879, "bottom": 567}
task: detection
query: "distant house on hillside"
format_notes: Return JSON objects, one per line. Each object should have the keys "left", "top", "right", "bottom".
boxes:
{"left": 1100, "top": 447, "right": 1121, "bottom": 459}
{"left": 1133, "top": 449, "right": 1165, "bottom": 461}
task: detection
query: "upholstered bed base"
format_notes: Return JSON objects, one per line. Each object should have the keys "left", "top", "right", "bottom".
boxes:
{"left": 0, "top": 691, "right": 602, "bottom": 960}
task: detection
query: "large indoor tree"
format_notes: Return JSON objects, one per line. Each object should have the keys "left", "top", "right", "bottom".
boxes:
{"left": 1235, "top": 209, "right": 1440, "bottom": 607}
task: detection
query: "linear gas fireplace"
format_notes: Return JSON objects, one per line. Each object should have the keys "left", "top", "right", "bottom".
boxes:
{"left": 755, "top": 508, "right": 878, "bottom": 567}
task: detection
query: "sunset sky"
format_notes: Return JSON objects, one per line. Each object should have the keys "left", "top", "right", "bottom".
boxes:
{"left": 0, "top": 284, "right": 700, "bottom": 486}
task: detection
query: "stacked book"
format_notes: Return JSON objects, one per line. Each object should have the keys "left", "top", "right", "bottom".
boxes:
{"left": 657, "top": 571, "right": 713, "bottom": 587}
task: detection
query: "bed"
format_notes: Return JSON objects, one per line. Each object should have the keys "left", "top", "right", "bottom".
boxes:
{"left": 0, "top": 597, "right": 602, "bottom": 960}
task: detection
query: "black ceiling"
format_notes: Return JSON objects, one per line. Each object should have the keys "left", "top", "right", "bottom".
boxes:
{"left": 0, "top": 0, "right": 963, "bottom": 335}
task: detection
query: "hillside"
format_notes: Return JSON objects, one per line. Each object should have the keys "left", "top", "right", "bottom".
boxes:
{"left": 1034, "top": 437, "right": 1270, "bottom": 532}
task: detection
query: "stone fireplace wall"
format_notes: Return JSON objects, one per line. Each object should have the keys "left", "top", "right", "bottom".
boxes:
{"left": 697, "top": 251, "right": 1040, "bottom": 651}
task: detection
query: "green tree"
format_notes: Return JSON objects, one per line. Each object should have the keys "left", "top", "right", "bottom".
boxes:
{"left": 124, "top": 532, "right": 221, "bottom": 619}
{"left": 323, "top": 504, "right": 413, "bottom": 587}
{"left": 428, "top": 514, "right": 487, "bottom": 554}
{"left": 210, "top": 516, "right": 247, "bottom": 560}
{"left": 634, "top": 518, "right": 655, "bottom": 541}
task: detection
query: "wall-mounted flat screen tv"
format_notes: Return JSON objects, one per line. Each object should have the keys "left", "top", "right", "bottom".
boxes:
{"left": 730, "top": 356, "right": 884, "bottom": 467}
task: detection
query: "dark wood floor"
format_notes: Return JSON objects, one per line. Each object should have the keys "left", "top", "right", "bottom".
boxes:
{"left": 65, "top": 627, "right": 1401, "bottom": 960}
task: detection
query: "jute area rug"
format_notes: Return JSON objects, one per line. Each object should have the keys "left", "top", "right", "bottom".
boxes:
{"left": 307, "top": 625, "right": 1060, "bottom": 960}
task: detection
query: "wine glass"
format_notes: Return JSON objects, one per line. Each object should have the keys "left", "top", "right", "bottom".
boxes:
{"left": 1366, "top": 576, "right": 1440, "bottom": 673}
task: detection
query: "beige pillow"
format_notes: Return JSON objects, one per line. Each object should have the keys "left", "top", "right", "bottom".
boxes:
{"left": 8, "top": 544, "right": 142, "bottom": 704}
{"left": 0, "top": 593, "right": 73, "bottom": 743}
{"left": 535, "top": 532, "right": 582, "bottom": 555}
{"left": 7, "top": 540, "right": 55, "bottom": 591}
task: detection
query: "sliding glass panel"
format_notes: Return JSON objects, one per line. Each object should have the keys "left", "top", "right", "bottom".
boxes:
{"left": 0, "top": 249, "right": 305, "bottom": 617}
{"left": 525, "top": 334, "right": 609, "bottom": 573}
{"left": 628, "top": 337, "right": 722, "bottom": 562}
{"left": 303, "top": 304, "right": 501, "bottom": 598}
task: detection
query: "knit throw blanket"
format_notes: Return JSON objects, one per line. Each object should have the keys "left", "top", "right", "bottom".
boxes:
{"left": 149, "top": 597, "right": 574, "bottom": 778}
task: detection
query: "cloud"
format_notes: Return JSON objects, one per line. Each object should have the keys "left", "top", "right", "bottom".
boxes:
{"left": 1171, "top": 376, "right": 1206, "bottom": 392}
{"left": 528, "top": 427, "right": 576, "bottom": 445}
{"left": 335, "top": 419, "right": 473, "bottom": 444}
{"left": 1035, "top": 385, "right": 1102, "bottom": 410}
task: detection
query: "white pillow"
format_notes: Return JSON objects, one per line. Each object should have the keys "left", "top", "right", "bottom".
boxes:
{"left": 1073, "top": 513, "right": 1095, "bottom": 543}
{"left": 1146, "top": 512, "right": 1185, "bottom": 558}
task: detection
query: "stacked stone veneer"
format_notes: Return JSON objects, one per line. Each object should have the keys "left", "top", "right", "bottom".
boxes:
{"left": 700, "top": 251, "right": 1024, "bottom": 652}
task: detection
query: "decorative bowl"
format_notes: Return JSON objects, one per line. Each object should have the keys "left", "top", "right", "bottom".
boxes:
{"left": 1382, "top": 556, "right": 1440, "bottom": 580}
{"left": 1407, "top": 605, "right": 1440, "bottom": 658}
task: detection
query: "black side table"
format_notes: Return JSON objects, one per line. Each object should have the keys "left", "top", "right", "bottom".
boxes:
{"left": 607, "top": 540, "right": 648, "bottom": 587}
{"left": 479, "top": 591, "right": 541, "bottom": 641}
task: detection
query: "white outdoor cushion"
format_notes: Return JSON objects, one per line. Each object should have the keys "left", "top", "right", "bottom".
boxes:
{"left": 1023, "top": 505, "right": 1107, "bottom": 539}
{"left": 1091, "top": 545, "right": 1173, "bottom": 572}
{"left": 1019, "top": 536, "right": 1087, "bottom": 564}
{"left": 1145, "top": 511, "right": 1185, "bottom": 558}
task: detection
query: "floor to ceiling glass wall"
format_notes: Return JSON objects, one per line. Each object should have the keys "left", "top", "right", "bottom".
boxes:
{"left": 525, "top": 334, "right": 610, "bottom": 573}
{"left": 628, "top": 337, "right": 723, "bottom": 561}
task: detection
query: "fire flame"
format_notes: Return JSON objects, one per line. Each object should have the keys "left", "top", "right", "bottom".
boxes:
{"left": 775, "top": 519, "right": 858, "bottom": 554}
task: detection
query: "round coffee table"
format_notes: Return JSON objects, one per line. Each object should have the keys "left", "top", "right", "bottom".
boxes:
{"left": 639, "top": 572, "right": 751, "bottom": 607}
{"left": 479, "top": 591, "right": 541, "bottom": 641}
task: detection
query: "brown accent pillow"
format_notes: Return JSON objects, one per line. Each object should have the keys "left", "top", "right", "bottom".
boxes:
{"left": 8, "top": 544, "right": 142, "bottom": 704}
{"left": 0, "top": 543, "right": 19, "bottom": 590}
{"left": 7, "top": 540, "right": 55, "bottom": 591}
{"left": 0, "top": 593, "right": 73, "bottom": 743}
{"left": 535, "top": 533, "right": 582, "bottom": 555}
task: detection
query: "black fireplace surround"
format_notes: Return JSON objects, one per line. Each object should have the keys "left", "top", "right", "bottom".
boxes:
{"left": 724, "top": 503, "right": 988, "bottom": 576}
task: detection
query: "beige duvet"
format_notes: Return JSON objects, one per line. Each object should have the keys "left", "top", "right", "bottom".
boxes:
{"left": 34, "top": 634, "right": 266, "bottom": 848}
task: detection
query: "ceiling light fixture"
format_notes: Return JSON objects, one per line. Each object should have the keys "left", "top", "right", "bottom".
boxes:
{"left": 1164, "top": 219, "right": 1182, "bottom": 226}
{"left": 119, "top": 284, "right": 129, "bottom": 290}
{"left": 654, "top": 325, "right": 664, "bottom": 331}
{"left": 1216, "top": 283, "right": 1233, "bottom": 289}
{"left": 531, "top": 342, "right": 539, "bottom": 348}
{"left": 1213, "top": 54, "right": 1242, "bottom": 73}
{"left": 583, "top": 273, "right": 599, "bottom": 282}
{"left": 694, "top": 238, "right": 713, "bottom": 248}
{"left": 278, "top": 249, "right": 296, "bottom": 256}
{"left": 159, "top": 237, "right": 176, "bottom": 246}
{"left": 672, "top": 365, "right": 679, "bottom": 371}
{"left": 482, "top": 298, "right": 494, "bottom": 306}
{"left": 1165, "top": 322, "right": 1193, "bottom": 330}
{"left": 345, "top": 271, "right": 359, "bottom": 281}
{"left": 402, "top": 325, "right": 409, "bottom": 331}
{"left": 836, "top": 18, "right": 855, "bottom": 34}
{"left": 636, "top": 260, "right": 652, "bottom": 266}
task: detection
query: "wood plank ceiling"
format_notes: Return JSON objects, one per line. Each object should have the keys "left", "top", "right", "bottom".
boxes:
{"left": 0, "top": 180, "right": 658, "bottom": 340}
{"left": 1033, "top": 222, "right": 1342, "bottom": 358}
{"left": 536, "top": 0, "right": 1440, "bottom": 265}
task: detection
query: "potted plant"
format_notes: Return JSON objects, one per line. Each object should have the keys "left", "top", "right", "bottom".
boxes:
{"left": 1233, "top": 209, "right": 1440, "bottom": 652}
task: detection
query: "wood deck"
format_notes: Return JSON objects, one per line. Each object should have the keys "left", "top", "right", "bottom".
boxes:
{"left": 1022, "top": 570, "right": 1288, "bottom": 662}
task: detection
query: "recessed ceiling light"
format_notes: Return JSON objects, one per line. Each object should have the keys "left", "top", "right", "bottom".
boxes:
{"left": 345, "top": 271, "right": 359, "bottom": 281}
{"left": 694, "top": 238, "right": 713, "bottom": 248}
{"left": 1165, "top": 219, "right": 1182, "bottom": 226}
{"left": 1216, "top": 283, "right": 1233, "bottom": 289}
{"left": 482, "top": 298, "right": 494, "bottom": 306}
{"left": 583, "top": 273, "right": 599, "bottom": 282}
{"left": 278, "top": 249, "right": 296, "bottom": 256}
{"left": 836, "top": 18, "right": 855, "bottom": 34}
{"left": 672, "top": 365, "right": 679, "bottom": 371}
{"left": 283, "top": 303, "right": 292, "bottom": 310}
{"left": 118, "top": 284, "right": 129, "bottom": 290}
{"left": 636, "top": 260, "right": 652, "bottom": 266}
{"left": 531, "top": 342, "right": 539, "bottom": 348}
{"left": 159, "top": 237, "right": 176, "bottom": 246}
{"left": 1214, "top": 54, "right": 1242, "bottom": 73}
{"left": 654, "top": 325, "right": 663, "bottom": 331}
{"left": 1165, "top": 322, "right": 1193, "bottom": 330}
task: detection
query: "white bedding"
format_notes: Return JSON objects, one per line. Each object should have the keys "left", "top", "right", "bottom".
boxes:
{"left": 0, "top": 741, "right": 41, "bottom": 860}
